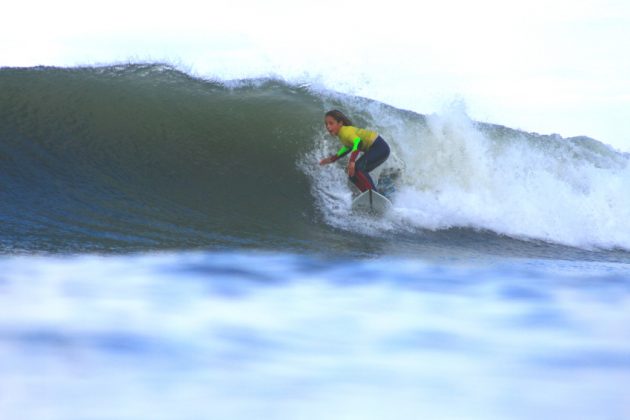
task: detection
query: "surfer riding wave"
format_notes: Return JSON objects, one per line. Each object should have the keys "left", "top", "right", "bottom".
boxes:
{"left": 319, "top": 109, "right": 390, "bottom": 192}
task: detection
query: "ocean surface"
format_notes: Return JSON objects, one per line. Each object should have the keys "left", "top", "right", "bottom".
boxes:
{"left": 1, "top": 64, "right": 629, "bottom": 419}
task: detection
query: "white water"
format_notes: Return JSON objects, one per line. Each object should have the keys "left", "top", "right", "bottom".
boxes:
{"left": 306, "top": 96, "right": 630, "bottom": 250}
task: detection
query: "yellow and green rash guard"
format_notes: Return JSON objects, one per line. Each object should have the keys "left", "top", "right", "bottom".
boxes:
{"left": 335, "top": 126, "right": 378, "bottom": 158}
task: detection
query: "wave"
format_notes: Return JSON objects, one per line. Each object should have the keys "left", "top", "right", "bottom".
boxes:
{"left": 1, "top": 64, "right": 629, "bottom": 253}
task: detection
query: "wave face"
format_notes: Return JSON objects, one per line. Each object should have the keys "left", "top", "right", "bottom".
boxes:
{"left": 0, "top": 65, "right": 328, "bottom": 252}
{"left": 1, "top": 64, "right": 629, "bottom": 253}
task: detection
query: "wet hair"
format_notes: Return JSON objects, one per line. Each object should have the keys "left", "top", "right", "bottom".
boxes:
{"left": 325, "top": 109, "right": 352, "bottom": 126}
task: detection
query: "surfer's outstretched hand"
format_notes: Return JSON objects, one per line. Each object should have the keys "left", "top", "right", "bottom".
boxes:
{"left": 319, "top": 156, "right": 334, "bottom": 165}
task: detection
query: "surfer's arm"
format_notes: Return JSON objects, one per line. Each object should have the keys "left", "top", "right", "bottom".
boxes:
{"left": 348, "top": 137, "right": 361, "bottom": 162}
{"left": 332, "top": 146, "right": 350, "bottom": 160}
{"left": 321, "top": 138, "right": 361, "bottom": 165}
{"left": 320, "top": 149, "right": 346, "bottom": 165}
{"left": 322, "top": 145, "right": 351, "bottom": 164}
{"left": 346, "top": 138, "right": 361, "bottom": 177}
{"left": 334, "top": 138, "right": 361, "bottom": 161}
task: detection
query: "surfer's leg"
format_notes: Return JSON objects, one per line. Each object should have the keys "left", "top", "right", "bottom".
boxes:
{"left": 349, "top": 137, "right": 390, "bottom": 192}
{"left": 349, "top": 169, "right": 374, "bottom": 192}
{"left": 363, "top": 137, "right": 390, "bottom": 172}
{"left": 349, "top": 154, "right": 374, "bottom": 191}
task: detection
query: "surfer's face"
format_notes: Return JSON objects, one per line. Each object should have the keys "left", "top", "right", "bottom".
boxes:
{"left": 325, "top": 116, "right": 343, "bottom": 136}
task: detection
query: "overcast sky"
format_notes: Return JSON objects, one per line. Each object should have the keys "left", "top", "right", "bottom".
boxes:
{"left": 2, "top": 0, "right": 629, "bottom": 151}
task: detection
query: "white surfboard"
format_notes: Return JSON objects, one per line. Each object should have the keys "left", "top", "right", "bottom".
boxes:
{"left": 351, "top": 189, "right": 392, "bottom": 214}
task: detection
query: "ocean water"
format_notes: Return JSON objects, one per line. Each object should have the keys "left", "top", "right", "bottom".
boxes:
{"left": 1, "top": 64, "right": 629, "bottom": 419}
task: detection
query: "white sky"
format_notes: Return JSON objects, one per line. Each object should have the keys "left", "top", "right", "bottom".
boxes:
{"left": 2, "top": 0, "right": 629, "bottom": 151}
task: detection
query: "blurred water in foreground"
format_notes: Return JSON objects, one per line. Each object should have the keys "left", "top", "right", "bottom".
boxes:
{"left": 0, "top": 251, "right": 628, "bottom": 420}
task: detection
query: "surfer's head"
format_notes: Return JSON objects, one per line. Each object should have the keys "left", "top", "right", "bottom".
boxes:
{"left": 325, "top": 110, "right": 352, "bottom": 136}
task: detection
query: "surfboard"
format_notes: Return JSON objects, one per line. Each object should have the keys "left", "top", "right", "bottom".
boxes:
{"left": 351, "top": 189, "right": 392, "bottom": 214}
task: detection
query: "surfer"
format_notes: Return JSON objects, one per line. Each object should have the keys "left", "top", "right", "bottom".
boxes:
{"left": 319, "top": 109, "right": 390, "bottom": 192}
